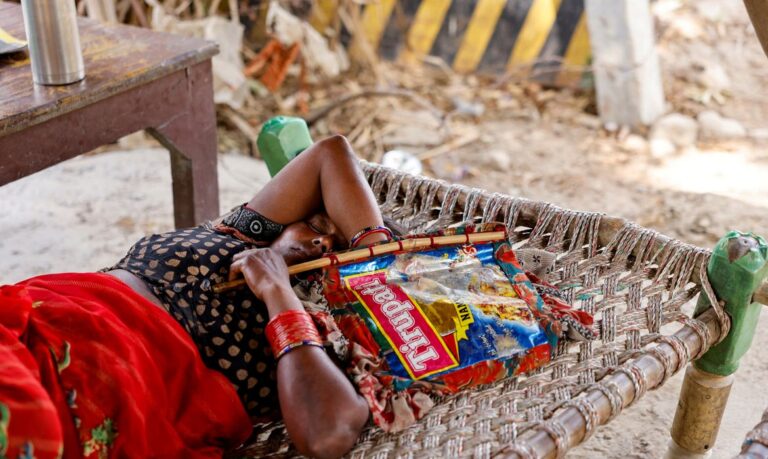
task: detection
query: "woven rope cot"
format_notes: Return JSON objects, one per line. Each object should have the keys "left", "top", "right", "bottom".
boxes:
{"left": 239, "top": 162, "right": 737, "bottom": 458}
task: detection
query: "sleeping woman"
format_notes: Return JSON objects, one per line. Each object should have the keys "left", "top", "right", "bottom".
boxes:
{"left": 0, "top": 135, "right": 390, "bottom": 459}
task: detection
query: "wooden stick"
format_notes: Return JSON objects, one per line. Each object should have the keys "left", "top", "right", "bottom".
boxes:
{"left": 418, "top": 130, "right": 480, "bottom": 161}
{"left": 130, "top": 0, "right": 149, "bottom": 28}
{"left": 208, "top": 0, "right": 222, "bottom": 16}
{"left": 227, "top": 0, "right": 238, "bottom": 22}
{"left": 744, "top": 0, "right": 768, "bottom": 59}
{"left": 212, "top": 231, "right": 507, "bottom": 294}
{"left": 304, "top": 89, "right": 445, "bottom": 126}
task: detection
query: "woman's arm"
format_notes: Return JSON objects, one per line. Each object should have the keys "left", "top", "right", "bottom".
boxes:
{"left": 247, "top": 135, "right": 387, "bottom": 245}
{"left": 230, "top": 249, "right": 369, "bottom": 459}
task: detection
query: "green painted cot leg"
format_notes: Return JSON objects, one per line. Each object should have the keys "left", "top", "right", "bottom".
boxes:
{"left": 666, "top": 231, "right": 768, "bottom": 459}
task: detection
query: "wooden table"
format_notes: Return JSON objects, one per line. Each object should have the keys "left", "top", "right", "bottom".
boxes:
{"left": 0, "top": 2, "right": 220, "bottom": 228}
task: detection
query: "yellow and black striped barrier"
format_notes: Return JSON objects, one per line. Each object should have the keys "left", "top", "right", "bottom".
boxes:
{"left": 311, "top": 0, "right": 592, "bottom": 87}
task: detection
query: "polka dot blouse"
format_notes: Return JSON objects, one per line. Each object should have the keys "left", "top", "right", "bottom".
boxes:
{"left": 113, "top": 226, "right": 280, "bottom": 418}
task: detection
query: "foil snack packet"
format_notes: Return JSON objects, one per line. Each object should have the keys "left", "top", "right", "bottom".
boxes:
{"left": 318, "top": 225, "right": 573, "bottom": 431}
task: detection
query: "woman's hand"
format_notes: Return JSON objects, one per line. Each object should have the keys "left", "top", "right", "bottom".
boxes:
{"left": 229, "top": 249, "right": 301, "bottom": 314}
{"left": 231, "top": 250, "right": 369, "bottom": 458}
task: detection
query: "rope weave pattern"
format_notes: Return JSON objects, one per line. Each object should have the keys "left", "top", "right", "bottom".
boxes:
{"left": 238, "top": 163, "right": 731, "bottom": 459}
{"left": 562, "top": 397, "right": 600, "bottom": 441}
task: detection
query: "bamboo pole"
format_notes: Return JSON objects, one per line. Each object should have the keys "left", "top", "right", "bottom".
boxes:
{"left": 499, "top": 307, "right": 723, "bottom": 459}
{"left": 212, "top": 231, "right": 507, "bottom": 293}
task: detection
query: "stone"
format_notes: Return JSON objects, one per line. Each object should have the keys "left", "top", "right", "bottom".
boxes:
{"left": 695, "top": 62, "right": 732, "bottom": 93}
{"left": 118, "top": 131, "right": 153, "bottom": 149}
{"left": 697, "top": 111, "right": 747, "bottom": 140}
{"left": 574, "top": 113, "right": 602, "bottom": 130}
{"left": 451, "top": 96, "right": 485, "bottom": 117}
{"left": 622, "top": 134, "right": 649, "bottom": 153}
{"left": 693, "top": 0, "right": 743, "bottom": 22}
{"left": 749, "top": 128, "right": 768, "bottom": 142}
{"left": 382, "top": 109, "right": 445, "bottom": 147}
{"left": 670, "top": 15, "right": 704, "bottom": 39}
{"left": 483, "top": 150, "right": 512, "bottom": 170}
{"left": 381, "top": 150, "right": 423, "bottom": 175}
{"left": 650, "top": 138, "right": 676, "bottom": 158}
{"left": 650, "top": 113, "right": 698, "bottom": 148}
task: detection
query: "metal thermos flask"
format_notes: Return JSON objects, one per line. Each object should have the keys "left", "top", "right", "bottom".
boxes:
{"left": 20, "top": 0, "right": 85, "bottom": 85}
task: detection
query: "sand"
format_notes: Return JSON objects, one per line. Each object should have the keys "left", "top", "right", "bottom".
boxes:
{"left": 0, "top": 149, "right": 268, "bottom": 284}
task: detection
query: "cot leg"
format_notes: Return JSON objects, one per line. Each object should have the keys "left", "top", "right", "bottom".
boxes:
{"left": 666, "top": 232, "right": 768, "bottom": 458}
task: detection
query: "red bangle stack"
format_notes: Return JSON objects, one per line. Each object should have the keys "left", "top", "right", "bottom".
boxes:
{"left": 265, "top": 310, "right": 323, "bottom": 360}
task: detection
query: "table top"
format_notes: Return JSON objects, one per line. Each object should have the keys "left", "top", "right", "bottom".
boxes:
{"left": 0, "top": 1, "right": 218, "bottom": 136}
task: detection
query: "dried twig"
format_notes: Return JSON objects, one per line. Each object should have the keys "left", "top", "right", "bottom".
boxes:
{"left": 130, "top": 0, "right": 149, "bottom": 27}
{"left": 208, "top": 0, "right": 222, "bottom": 16}
{"left": 220, "top": 106, "right": 259, "bottom": 149}
{"left": 347, "top": 107, "right": 381, "bottom": 146}
{"left": 227, "top": 0, "right": 237, "bottom": 21}
{"left": 336, "top": 0, "right": 384, "bottom": 84}
{"left": 305, "top": 89, "right": 445, "bottom": 126}
{"left": 418, "top": 130, "right": 479, "bottom": 161}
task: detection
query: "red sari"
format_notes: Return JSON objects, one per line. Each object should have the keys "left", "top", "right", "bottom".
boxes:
{"left": 0, "top": 273, "right": 252, "bottom": 459}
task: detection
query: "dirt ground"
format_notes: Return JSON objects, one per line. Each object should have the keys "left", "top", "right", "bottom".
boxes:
{"left": 2, "top": 0, "right": 767, "bottom": 457}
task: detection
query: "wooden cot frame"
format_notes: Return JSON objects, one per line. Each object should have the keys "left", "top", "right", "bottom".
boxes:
{"left": 238, "top": 160, "right": 766, "bottom": 458}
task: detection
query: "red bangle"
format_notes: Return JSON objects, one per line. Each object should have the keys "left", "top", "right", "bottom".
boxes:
{"left": 350, "top": 225, "right": 394, "bottom": 248}
{"left": 265, "top": 310, "right": 323, "bottom": 360}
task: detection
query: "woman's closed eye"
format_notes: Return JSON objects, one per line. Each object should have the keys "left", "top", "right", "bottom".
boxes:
{"left": 306, "top": 221, "right": 324, "bottom": 235}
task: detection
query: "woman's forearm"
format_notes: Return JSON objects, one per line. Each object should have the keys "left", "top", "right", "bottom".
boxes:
{"left": 277, "top": 347, "right": 369, "bottom": 458}
{"left": 264, "top": 286, "right": 369, "bottom": 458}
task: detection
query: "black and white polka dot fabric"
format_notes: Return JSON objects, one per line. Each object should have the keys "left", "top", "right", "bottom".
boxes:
{"left": 113, "top": 227, "right": 281, "bottom": 418}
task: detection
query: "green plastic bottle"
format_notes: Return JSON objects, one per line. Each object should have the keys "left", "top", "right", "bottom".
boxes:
{"left": 257, "top": 116, "right": 314, "bottom": 177}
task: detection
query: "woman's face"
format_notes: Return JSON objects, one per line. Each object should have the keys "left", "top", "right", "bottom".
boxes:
{"left": 269, "top": 213, "right": 346, "bottom": 265}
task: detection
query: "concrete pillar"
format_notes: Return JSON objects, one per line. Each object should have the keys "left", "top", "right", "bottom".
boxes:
{"left": 585, "top": 0, "right": 665, "bottom": 128}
